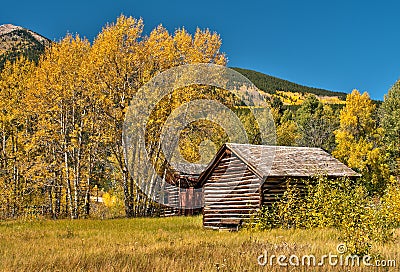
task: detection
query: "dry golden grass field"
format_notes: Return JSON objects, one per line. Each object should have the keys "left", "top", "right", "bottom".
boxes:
{"left": 0, "top": 216, "right": 399, "bottom": 271}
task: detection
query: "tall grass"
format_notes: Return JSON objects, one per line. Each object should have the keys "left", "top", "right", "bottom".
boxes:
{"left": 0, "top": 216, "right": 398, "bottom": 271}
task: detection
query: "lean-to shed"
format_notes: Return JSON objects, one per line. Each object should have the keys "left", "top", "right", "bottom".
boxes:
{"left": 198, "top": 143, "right": 360, "bottom": 229}
{"left": 160, "top": 165, "right": 205, "bottom": 216}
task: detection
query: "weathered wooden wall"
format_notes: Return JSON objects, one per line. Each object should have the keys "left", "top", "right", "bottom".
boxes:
{"left": 161, "top": 185, "right": 180, "bottom": 217}
{"left": 261, "top": 178, "right": 306, "bottom": 207}
{"left": 203, "top": 152, "right": 261, "bottom": 229}
{"left": 161, "top": 185, "right": 203, "bottom": 217}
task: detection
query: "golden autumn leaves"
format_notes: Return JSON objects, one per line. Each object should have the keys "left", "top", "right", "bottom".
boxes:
{"left": 0, "top": 15, "right": 227, "bottom": 219}
{"left": 333, "top": 90, "right": 389, "bottom": 193}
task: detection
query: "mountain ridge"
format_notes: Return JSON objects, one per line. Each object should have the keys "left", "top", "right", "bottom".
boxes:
{"left": 0, "top": 24, "right": 49, "bottom": 43}
{"left": 231, "top": 67, "right": 348, "bottom": 101}
{"left": 0, "top": 24, "right": 51, "bottom": 69}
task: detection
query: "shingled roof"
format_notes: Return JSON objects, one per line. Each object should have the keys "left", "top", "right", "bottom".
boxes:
{"left": 199, "top": 143, "right": 360, "bottom": 183}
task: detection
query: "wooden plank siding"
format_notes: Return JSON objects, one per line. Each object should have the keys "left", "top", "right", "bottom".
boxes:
{"left": 161, "top": 186, "right": 203, "bottom": 216}
{"left": 203, "top": 152, "right": 262, "bottom": 229}
{"left": 160, "top": 185, "right": 180, "bottom": 217}
{"left": 261, "top": 178, "right": 307, "bottom": 207}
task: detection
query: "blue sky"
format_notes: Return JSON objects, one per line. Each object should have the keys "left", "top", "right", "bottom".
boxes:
{"left": 2, "top": 0, "right": 400, "bottom": 100}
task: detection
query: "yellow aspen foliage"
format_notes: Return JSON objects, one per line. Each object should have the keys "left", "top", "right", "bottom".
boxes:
{"left": 1, "top": 14, "right": 229, "bottom": 218}
{"left": 173, "top": 28, "right": 194, "bottom": 64}
{"left": 382, "top": 182, "right": 400, "bottom": 226}
{"left": 85, "top": 15, "right": 146, "bottom": 217}
{"left": 337, "top": 90, "right": 376, "bottom": 139}
{"left": 0, "top": 56, "right": 36, "bottom": 218}
{"left": 85, "top": 15, "right": 228, "bottom": 216}
{"left": 192, "top": 28, "right": 226, "bottom": 65}
{"left": 333, "top": 90, "right": 376, "bottom": 164}
{"left": 102, "top": 192, "right": 123, "bottom": 209}
{"left": 333, "top": 90, "right": 389, "bottom": 194}
{"left": 27, "top": 34, "right": 92, "bottom": 218}
{"left": 143, "top": 25, "right": 176, "bottom": 74}
{"left": 101, "top": 191, "right": 125, "bottom": 218}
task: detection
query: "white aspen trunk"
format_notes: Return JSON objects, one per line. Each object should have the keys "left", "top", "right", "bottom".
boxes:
{"left": 62, "top": 109, "right": 73, "bottom": 219}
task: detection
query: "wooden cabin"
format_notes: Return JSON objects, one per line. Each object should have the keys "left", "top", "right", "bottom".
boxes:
{"left": 197, "top": 143, "right": 360, "bottom": 229}
{"left": 160, "top": 166, "right": 204, "bottom": 216}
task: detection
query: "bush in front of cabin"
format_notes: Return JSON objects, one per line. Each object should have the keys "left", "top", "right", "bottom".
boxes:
{"left": 254, "top": 176, "right": 398, "bottom": 255}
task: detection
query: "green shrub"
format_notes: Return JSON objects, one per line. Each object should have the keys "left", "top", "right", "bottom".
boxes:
{"left": 254, "top": 176, "right": 397, "bottom": 255}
